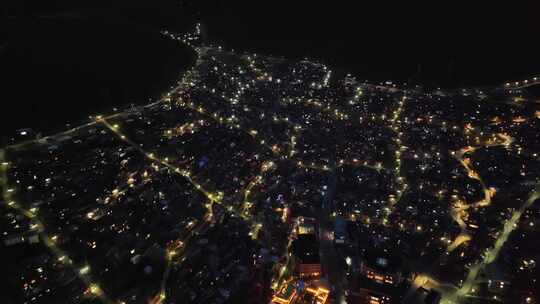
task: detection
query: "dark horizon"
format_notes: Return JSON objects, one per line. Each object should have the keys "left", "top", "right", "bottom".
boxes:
{"left": 3, "top": 1, "right": 539, "bottom": 83}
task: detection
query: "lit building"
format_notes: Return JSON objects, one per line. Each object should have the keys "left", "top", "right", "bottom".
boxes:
{"left": 305, "top": 286, "right": 330, "bottom": 304}
{"left": 295, "top": 217, "right": 317, "bottom": 237}
{"left": 290, "top": 217, "right": 321, "bottom": 279}
{"left": 355, "top": 251, "right": 406, "bottom": 304}
{"left": 291, "top": 234, "right": 322, "bottom": 279}
{"left": 333, "top": 217, "right": 348, "bottom": 245}
{"left": 298, "top": 224, "right": 316, "bottom": 236}
{"left": 358, "top": 288, "right": 392, "bottom": 304}
{"left": 360, "top": 251, "right": 403, "bottom": 286}
{"left": 271, "top": 281, "right": 298, "bottom": 304}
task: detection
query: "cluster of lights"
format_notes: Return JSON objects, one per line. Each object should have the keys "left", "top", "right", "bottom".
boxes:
{"left": 100, "top": 116, "right": 266, "bottom": 249}
{"left": 164, "top": 120, "right": 207, "bottom": 139}
{"left": 242, "top": 161, "right": 275, "bottom": 231}
{"left": 338, "top": 158, "right": 384, "bottom": 172}
{"left": 296, "top": 98, "right": 349, "bottom": 120}
{"left": 504, "top": 76, "right": 539, "bottom": 88}
{"left": 175, "top": 100, "right": 282, "bottom": 155}
{"left": 1, "top": 149, "right": 113, "bottom": 303}
{"left": 98, "top": 117, "right": 223, "bottom": 205}
{"left": 161, "top": 23, "right": 202, "bottom": 48}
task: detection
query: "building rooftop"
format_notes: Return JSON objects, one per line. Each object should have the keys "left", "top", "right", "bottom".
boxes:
{"left": 292, "top": 234, "right": 320, "bottom": 264}
{"left": 272, "top": 281, "right": 297, "bottom": 304}
{"left": 363, "top": 251, "right": 402, "bottom": 274}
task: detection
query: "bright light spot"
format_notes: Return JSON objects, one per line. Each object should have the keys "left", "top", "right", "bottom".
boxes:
{"left": 79, "top": 265, "right": 90, "bottom": 275}
{"left": 89, "top": 284, "right": 101, "bottom": 295}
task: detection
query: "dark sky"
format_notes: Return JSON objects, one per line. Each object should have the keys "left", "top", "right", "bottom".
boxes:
{"left": 3, "top": 0, "right": 539, "bottom": 84}
{"left": 197, "top": 1, "right": 540, "bottom": 84}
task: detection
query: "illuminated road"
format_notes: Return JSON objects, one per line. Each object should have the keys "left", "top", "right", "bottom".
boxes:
{"left": 440, "top": 184, "right": 540, "bottom": 304}
{"left": 503, "top": 76, "right": 540, "bottom": 89}
{"left": 99, "top": 118, "right": 223, "bottom": 205}
{"left": 445, "top": 133, "right": 515, "bottom": 252}
{"left": 403, "top": 131, "right": 529, "bottom": 303}
{"left": 385, "top": 95, "right": 408, "bottom": 224}
{"left": 7, "top": 100, "right": 164, "bottom": 151}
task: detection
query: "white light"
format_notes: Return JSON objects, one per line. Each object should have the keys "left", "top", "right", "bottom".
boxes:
{"left": 79, "top": 265, "right": 90, "bottom": 275}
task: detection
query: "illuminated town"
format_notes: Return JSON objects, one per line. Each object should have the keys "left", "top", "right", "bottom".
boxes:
{"left": 2, "top": 24, "right": 540, "bottom": 304}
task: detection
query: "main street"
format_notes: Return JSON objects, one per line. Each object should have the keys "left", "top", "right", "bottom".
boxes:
{"left": 319, "top": 166, "right": 347, "bottom": 303}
